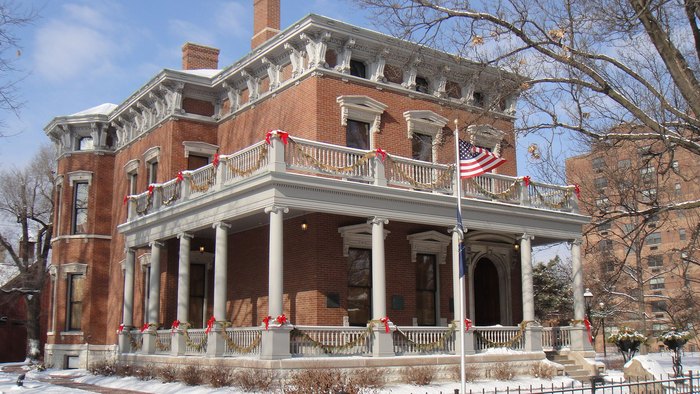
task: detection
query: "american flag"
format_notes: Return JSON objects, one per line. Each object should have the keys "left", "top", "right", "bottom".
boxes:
{"left": 459, "top": 140, "right": 506, "bottom": 179}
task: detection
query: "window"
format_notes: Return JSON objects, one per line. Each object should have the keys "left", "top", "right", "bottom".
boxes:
{"left": 640, "top": 165, "right": 655, "bottom": 178}
{"left": 680, "top": 229, "right": 687, "bottom": 241}
{"left": 604, "top": 261, "right": 616, "bottom": 272}
{"left": 187, "top": 154, "right": 210, "bottom": 171}
{"left": 128, "top": 173, "right": 138, "bottom": 195}
{"left": 55, "top": 183, "right": 62, "bottom": 235}
{"left": 188, "top": 264, "right": 206, "bottom": 328}
{"left": 412, "top": 133, "right": 433, "bottom": 162}
{"left": 647, "top": 255, "right": 663, "bottom": 267}
{"left": 445, "top": 81, "right": 461, "bottom": 99}
{"left": 384, "top": 64, "right": 403, "bottom": 84}
{"left": 598, "top": 222, "right": 611, "bottom": 232}
{"left": 147, "top": 161, "right": 158, "bottom": 184}
{"left": 651, "top": 301, "right": 667, "bottom": 313}
{"left": 78, "top": 137, "right": 94, "bottom": 151}
{"left": 347, "top": 248, "right": 371, "bottom": 326}
{"left": 349, "top": 59, "right": 367, "bottom": 79}
{"left": 675, "top": 183, "right": 682, "bottom": 196}
{"left": 650, "top": 277, "right": 665, "bottom": 290}
{"left": 415, "top": 76, "right": 430, "bottom": 94}
{"left": 623, "top": 223, "right": 636, "bottom": 234}
{"left": 617, "top": 159, "right": 631, "bottom": 169}
{"left": 646, "top": 232, "right": 662, "bottom": 245}
{"left": 638, "top": 146, "right": 652, "bottom": 157}
{"left": 598, "top": 239, "right": 613, "bottom": 252}
{"left": 592, "top": 157, "right": 605, "bottom": 171}
{"left": 472, "top": 92, "right": 485, "bottom": 107}
{"left": 671, "top": 160, "right": 679, "bottom": 170}
{"left": 595, "top": 197, "right": 610, "bottom": 209}
{"left": 72, "top": 182, "right": 89, "bottom": 234}
{"left": 346, "top": 120, "right": 370, "bottom": 150}
{"left": 416, "top": 254, "right": 437, "bottom": 326}
{"left": 641, "top": 188, "right": 657, "bottom": 202}
{"left": 66, "top": 274, "right": 85, "bottom": 331}
{"left": 594, "top": 177, "right": 608, "bottom": 189}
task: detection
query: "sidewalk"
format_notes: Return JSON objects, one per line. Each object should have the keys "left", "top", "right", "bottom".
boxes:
{"left": 1, "top": 364, "right": 146, "bottom": 394}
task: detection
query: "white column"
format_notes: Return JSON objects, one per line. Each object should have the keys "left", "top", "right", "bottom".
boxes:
{"left": 176, "top": 233, "right": 193, "bottom": 322}
{"left": 147, "top": 241, "right": 163, "bottom": 324}
{"left": 571, "top": 238, "right": 585, "bottom": 321}
{"left": 519, "top": 234, "right": 535, "bottom": 323}
{"left": 213, "top": 222, "right": 231, "bottom": 321}
{"left": 265, "top": 205, "right": 288, "bottom": 317}
{"left": 122, "top": 249, "right": 136, "bottom": 327}
{"left": 49, "top": 266, "right": 58, "bottom": 333}
{"left": 369, "top": 216, "right": 389, "bottom": 319}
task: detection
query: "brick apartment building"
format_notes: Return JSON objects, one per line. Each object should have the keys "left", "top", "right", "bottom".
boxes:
{"left": 42, "top": 0, "right": 596, "bottom": 373}
{"left": 566, "top": 134, "right": 700, "bottom": 353}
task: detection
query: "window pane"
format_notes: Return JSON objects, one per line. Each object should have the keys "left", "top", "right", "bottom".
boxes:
{"left": 68, "top": 274, "right": 84, "bottom": 331}
{"left": 347, "top": 248, "right": 371, "bottom": 326}
{"left": 416, "top": 254, "right": 436, "bottom": 326}
{"left": 350, "top": 60, "right": 366, "bottom": 78}
{"left": 346, "top": 120, "right": 370, "bottom": 150}
{"left": 187, "top": 154, "right": 210, "bottom": 170}
{"left": 411, "top": 134, "right": 433, "bottom": 162}
{"left": 73, "top": 183, "right": 89, "bottom": 234}
{"left": 348, "top": 248, "right": 371, "bottom": 287}
{"left": 416, "top": 291, "right": 436, "bottom": 326}
{"left": 347, "top": 287, "right": 371, "bottom": 326}
{"left": 415, "top": 76, "right": 430, "bottom": 93}
{"left": 79, "top": 137, "right": 94, "bottom": 150}
{"left": 416, "top": 254, "right": 436, "bottom": 291}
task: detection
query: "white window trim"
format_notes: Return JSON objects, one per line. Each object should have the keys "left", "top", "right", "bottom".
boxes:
{"left": 124, "top": 159, "right": 139, "bottom": 175}
{"left": 143, "top": 146, "right": 161, "bottom": 163}
{"left": 407, "top": 231, "right": 451, "bottom": 265}
{"left": 67, "top": 171, "right": 93, "bottom": 186}
{"left": 139, "top": 253, "right": 151, "bottom": 271}
{"left": 403, "top": 110, "right": 448, "bottom": 161}
{"left": 338, "top": 223, "right": 389, "bottom": 256}
{"left": 183, "top": 141, "right": 219, "bottom": 158}
{"left": 466, "top": 124, "right": 506, "bottom": 154}
{"left": 336, "top": 95, "right": 388, "bottom": 147}
{"left": 60, "top": 263, "right": 88, "bottom": 279}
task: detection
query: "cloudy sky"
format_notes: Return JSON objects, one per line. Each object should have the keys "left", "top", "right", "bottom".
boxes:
{"left": 0, "top": 0, "right": 369, "bottom": 167}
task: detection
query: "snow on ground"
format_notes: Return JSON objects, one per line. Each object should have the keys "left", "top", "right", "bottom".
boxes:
{"left": 0, "top": 353, "right": 698, "bottom": 394}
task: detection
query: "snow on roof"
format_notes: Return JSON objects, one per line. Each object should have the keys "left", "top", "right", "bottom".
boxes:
{"left": 71, "top": 103, "right": 118, "bottom": 116}
{"left": 179, "top": 69, "right": 221, "bottom": 78}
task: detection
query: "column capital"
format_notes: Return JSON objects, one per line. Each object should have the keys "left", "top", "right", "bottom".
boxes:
{"left": 212, "top": 221, "right": 232, "bottom": 230}
{"left": 367, "top": 216, "right": 389, "bottom": 226}
{"left": 177, "top": 232, "right": 194, "bottom": 240}
{"left": 149, "top": 240, "right": 164, "bottom": 248}
{"left": 449, "top": 225, "right": 466, "bottom": 240}
{"left": 519, "top": 233, "right": 534, "bottom": 242}
{"left": 265, "top": 205, "right": 289, "bottom": 215}
{"left": 124, "top": 246, "right": 135, "bottom": 254}
{"left": 570, "top": 238, "right": 583, "bottom": 246}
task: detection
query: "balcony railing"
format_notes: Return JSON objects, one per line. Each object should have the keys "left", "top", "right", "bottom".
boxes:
{"left": 126, "top": 135, "right": 578, "bottom": 220}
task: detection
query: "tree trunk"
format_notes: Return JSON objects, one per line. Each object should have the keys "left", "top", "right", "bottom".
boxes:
{"left": 25, "top": 293, "right": 42, "bottom": 362}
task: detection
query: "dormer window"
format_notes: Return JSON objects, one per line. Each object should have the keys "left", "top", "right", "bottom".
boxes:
{"left": 350, "top": 59, "right": 367, "bottom": 79}
{"left": 473, "top": 92, "right": 485, "bottom": 107}
{"left": 415, "top": 76, "right": 430, "bottom": 94}
{"left": 78, "top": 137, "right": 94, "bottom": 151}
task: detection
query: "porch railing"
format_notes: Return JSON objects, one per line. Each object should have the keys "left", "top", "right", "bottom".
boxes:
{"left": 290, "top": 325, "right": 371, "bottom": 357}
{"left": 393, "top": 326, "right": 456, "bottom": 354}
{"left": 126, "top": 135, "right": 579, "bottom": 220}
{"left": 155, "top": 330, "right": 172, "bottom": 354}
{"left": 473, "top": 326, "right": 525, "bottom": 351}
{"left": 223, "top": 327, "right": 263, "bottom": 356}
{"left": 541, "top": 326, "right": 572, "bottom": 351}
{"left": 183, "top": 329, "right": 208, "bottom": 355}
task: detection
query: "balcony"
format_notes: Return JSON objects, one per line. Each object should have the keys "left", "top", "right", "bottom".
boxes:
{"left": 125, "top": 134, "right": 579, "bottom": 222}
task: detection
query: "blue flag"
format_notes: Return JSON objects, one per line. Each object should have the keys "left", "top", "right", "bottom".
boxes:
{"left": 457, "top": 210, "right": 467, "bottom": 278}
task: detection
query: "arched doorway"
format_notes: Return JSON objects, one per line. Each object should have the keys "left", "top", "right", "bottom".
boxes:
{"left": 473, "top": 258, "right": 501, "bottom": 325}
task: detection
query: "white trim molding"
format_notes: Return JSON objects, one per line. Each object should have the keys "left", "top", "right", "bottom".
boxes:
{"left": 60, "top": 263, "right": 88, "bottom": 279}
{"left": 183, "top": 141, "right": 219, "bottom": 157}
{"left": 338, "top": 222, "right": 390, "bottom": 256}
{"left": 143, "top": 146, "right": 161, "bottom": 163}
{"left": 124, "top": 159, "right": 139, "bottom": 175}
{"left": 407, "top": 230, "right": 451, "bottom": 265}
{"left": 466, "top": 124, "right": 506, "bottom": 154}
{"left": 336, "top": 95, "right": 388, "bottom": 136}
{"left": 67, "top": 171, "right": 93, "bottom": 186}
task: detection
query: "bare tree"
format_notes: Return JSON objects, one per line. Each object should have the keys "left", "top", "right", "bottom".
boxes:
{"left": 0, "top": 145, "right": 55, "bottom": 361}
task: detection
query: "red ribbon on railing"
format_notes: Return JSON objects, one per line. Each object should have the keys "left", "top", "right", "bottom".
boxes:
{"left": 171, "top": 320, "right": 180, "bottom": 335}
{"left": 176, "top": 171, "right": 184, "bottom": 182}
{"left": 212, "top": 153, "right": 220, "bottom": 167}
{"left": 123, "top": 195, "right": 129, "bottom": 205}
{"left": 205, "top": 316, "right": 216, "bottom": 334}
{"left": 584, "top": 317, "right": 593, "bottom": 343}
{"left": 148, "top": 184, "right": 155, "bottom": 195}
{"left": 573, "top": 184, "right": 581, "bottom": 199}
{"left": 276, "top": 314, "right": 287, "bottom": 325}
{"left": 464, "top": 318, "right": 473, "bottom": 332}
{"left": 141, "top": 323, "right": 150, "bottom": 333}
{"left": 380, "top": 316, "right": 390, "bottom": 333}
{"left": 263, "top": 316, "right": 271, "bottom": 330}
{"left": 118, "top": 323, "right": 125, "bottom": 334}
{"left": 522, "top": 176, "right": 531, "bottom": 187}
{"left": 265, "top": 129, "right": 289, "bottom": 145}
{"left": 375, "top": 147, "right": 387, "bottom": 162}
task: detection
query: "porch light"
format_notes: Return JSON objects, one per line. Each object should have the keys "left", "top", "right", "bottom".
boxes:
{"left": 583, "top": 288, "right": 593, "bottom": 318}
{"left": 301, "top": 220, "right": 308, "bottom": 231}
{"left": 199, "top": 245, "right": 205, "bottom": 254}
{"left": 513, "top": 243, "right": 519, "bottom": 251}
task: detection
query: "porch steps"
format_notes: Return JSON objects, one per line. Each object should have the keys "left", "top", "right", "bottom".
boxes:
{"left": 545, "top": 352, "right": 592, "bottom": 382}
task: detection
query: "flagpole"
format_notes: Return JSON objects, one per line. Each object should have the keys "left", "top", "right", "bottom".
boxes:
{"left": 454, "top": 119, "right": 466, "bottom": 394}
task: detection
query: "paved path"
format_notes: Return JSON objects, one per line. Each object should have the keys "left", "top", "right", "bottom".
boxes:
{"left": 1, "top": 365, "right": 148, "bottom": 394}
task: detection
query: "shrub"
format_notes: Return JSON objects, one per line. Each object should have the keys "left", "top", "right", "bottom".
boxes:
{"left": 449, "top": 365, "right": 480, "bottom": 382}
{"left": 115, "top": 363, "right": 134, "bottom": 377}
{"left": 205, "top": 366, "right": 232, "bottom": 388}
{"left": 399, "top": 366, "right": 435, "bottom": 386}
{"left": 233, "top": 368, "right": 279, "bottom": 392}
{"left": 348, "top": 368, "right": 387, "bottom": 389}
{"left": 88, "top": 359, "right": 118, "bottom": 376}
{"left": 492, "top": 362, "right": 515, "bottom": 381}
{"left": 133, "top": 364, "right": 157, "bottom": 381}
{"left": 283, "top": 369, "right": 357, "bottom": 394}
{"left": 157, "top": 365, "right": 179, "bottom": 383}
{"left": 180, "top": 365, "right": 204, "bottom": 386}
{"left": 530, "top": 361, "right": 556, "bottom": 380}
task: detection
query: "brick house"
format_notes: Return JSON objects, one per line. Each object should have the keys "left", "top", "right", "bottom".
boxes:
{"left": 43, "top": 0, "right": 596, "bottom": 374}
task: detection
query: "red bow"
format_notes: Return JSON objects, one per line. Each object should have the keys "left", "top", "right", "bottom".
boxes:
{"left": 118, "top": 323, "right": 125, "bottom": 334}
{"left": 176, "top": 171, "right": 184, "bottom": 182}
{"left": 265, "top": 130, "right": 289, "bottom": 145}
{"left": 205, "top": 316, "right": 216, "bottom": 334}
{"left": 522, "top": 176, "right": 531, "bottom": 187}
{"left": 123, "top": 195, "right": 129, "bottom": 205}
{"left": 584, "top": 317, "right": 593, "bottom": 343}
{"left": 141, "top": 323, "right": 150, "bottom": 333}
{"left": 148, "top": 184, "right": 155, "bottom": 195}
{"left": 380, "top": 316, "right": 390, "bottom": 333}
{"left": 212, "top": 153, "right": 220, "bottom": 167}
{"left": 171, "top": 320, "right": 180, "bottom": 335}
{"left": 276, "top": 314, "right": 287, "bottom": 325}
{"left": 375, "top": 147, "right": 387, "bottom": 162}
{"left": 263, "top": 316, "right": 271, "bottom": 330}
{"left": 464, "top": 318, "right": 473, "bottom": 332}
{"left": 573, "top": 184, "right": 581, "bottom": 199}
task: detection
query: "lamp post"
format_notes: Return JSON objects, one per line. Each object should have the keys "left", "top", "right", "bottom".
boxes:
{"left": 599, "top": 302, "right": 607, "bottom": 358}
{"left": 583, "top": 288, "right": 593, "bottom": 319}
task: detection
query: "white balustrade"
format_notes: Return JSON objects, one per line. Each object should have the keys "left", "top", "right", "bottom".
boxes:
{"left": 286, "top": 138, "right": 373, "bottom": 182}
{"left": 155, "top": 329, "right": 172, "bottom": 354}
{"left": 188, "top": 164, "right": 217, "bottom": 196}
{"left": 463, "top": 173, "right": 522, "bottom": 204}
{"left": 159, "top": 179, "right": 181, "bottom": 207}
{"left": 541, "top": 326, "right": 572, "bottom": 351}
{"left": 290, "top": 325, "right": 371, "bottom": 356}
{"left": 223, "top": 327, "right": 263, "bottom": 356}
{"left": 386, "top": 156, "right": 453, "bottom": 193}
{"left": 393, "top": 326, "right": 455, "bottom": 354}
{"left": 221, "top": 141, "right": 269, "bottom": 184}
{"left": 473, "top": 326, "right": 525, "bottom": 352}
{"left": 183, "top": 329, "right": 208, "bottom": 355}
{"left": 527, "top": 181, "right": 574, "bottom": 211}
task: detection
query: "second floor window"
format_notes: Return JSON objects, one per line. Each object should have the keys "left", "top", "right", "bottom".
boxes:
{"left": 147, "top": 161, "right": 158, "bottom": 185}
{"left": 346, "top": 120, "right": 370, "bottom": 150}
{"left": 67, "top": 273, "right": 85, "bottom": 331}
{"left": 72, "top": 182, "right": 89, "bottom": 234}
{"left": 412, "top": 133, "right": 433, "bottom": 162}
{"left": 646, "top": 232, "right": 662, "bottom": 245}
{"left": 647, "top": 255, "right": 663, "bottom": 267}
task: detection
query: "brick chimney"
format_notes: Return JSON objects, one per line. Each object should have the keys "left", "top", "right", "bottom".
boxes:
{"left": 252, "top": 0, "right": 280, "bottom": 49}
{"left": 182, "top": 42, "right": 220, "bottom": 70}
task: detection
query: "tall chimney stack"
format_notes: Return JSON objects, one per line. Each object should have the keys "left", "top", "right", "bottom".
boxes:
{"left": 182, "top": 42, "right": 220, "bottom": 70}
{"left": 252, "top": 0, "right": 281, "bottom": 49}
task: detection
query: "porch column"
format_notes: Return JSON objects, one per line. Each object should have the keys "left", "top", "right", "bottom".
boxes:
{"left": 369, "top": 216, "right": 394, "bottom": 357}
{"left": 143, "top": 241, "right": 163, "bottom": 354}
{"left": 520, "top": 233, "right": 542, "bottom": 352}
{"left": 261, "top": 205, "right": 291, "bottom": 360}
{"left": 208, "top": 222, "right": 231, "bottom": 357}
{"left": 451, "top": 226, "right": 474, "bottom": 356}
{"left": 569, "top": 238, "right": 593, "bottom": 351}
{"left": 119, "top": 249, "right": 136, "bottom": 353}
{"left": 173, "top": 233, "right": 192, "bottom": 356}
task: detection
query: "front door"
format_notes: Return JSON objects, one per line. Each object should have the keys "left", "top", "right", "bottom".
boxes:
{"left": 474, "top": 258, "right": 501, "bottom": 325}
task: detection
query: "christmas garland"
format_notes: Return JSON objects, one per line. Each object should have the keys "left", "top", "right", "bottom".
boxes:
{"left": 290, "top": 326, "right": 373, "bottom": 355}
{"left": 160, "top": 184, "right": 180, "bottom": 206}
{"left": 531, "top": 185, "right": 572, "bottom": 209}
{"left": 473, "top": 321, "right": 528, "bottom": 348}
{"left": 127, "top": 331, "right": 143, "bottom": 351}
{"left": 155, "top": 334, "right": 170, "bottom": 352}
{"left": 182, "top": 323, "right": 208, "bottom": 352}
{"left": 466, "top": 177, "right": 519, "bottom": 200}
{"left": 392, "top": 322, "right": 458, "bottom": 352}
{"left": 289, "top": 138, "right": 376, "bottom": 173}
{"left": 217, "top": 322, "right": 263, "bottom": 354}
{"left": 135, "top": 193, "right": 152, "bottom": 215}
{"left": 188, "top": 167, "right": 217, "bottom": 193}
{"left": 225, "top": 145, "right": 269, "bottom": 177}
{"left": 387, "top": 159, "right": 454, "bottom": 189}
